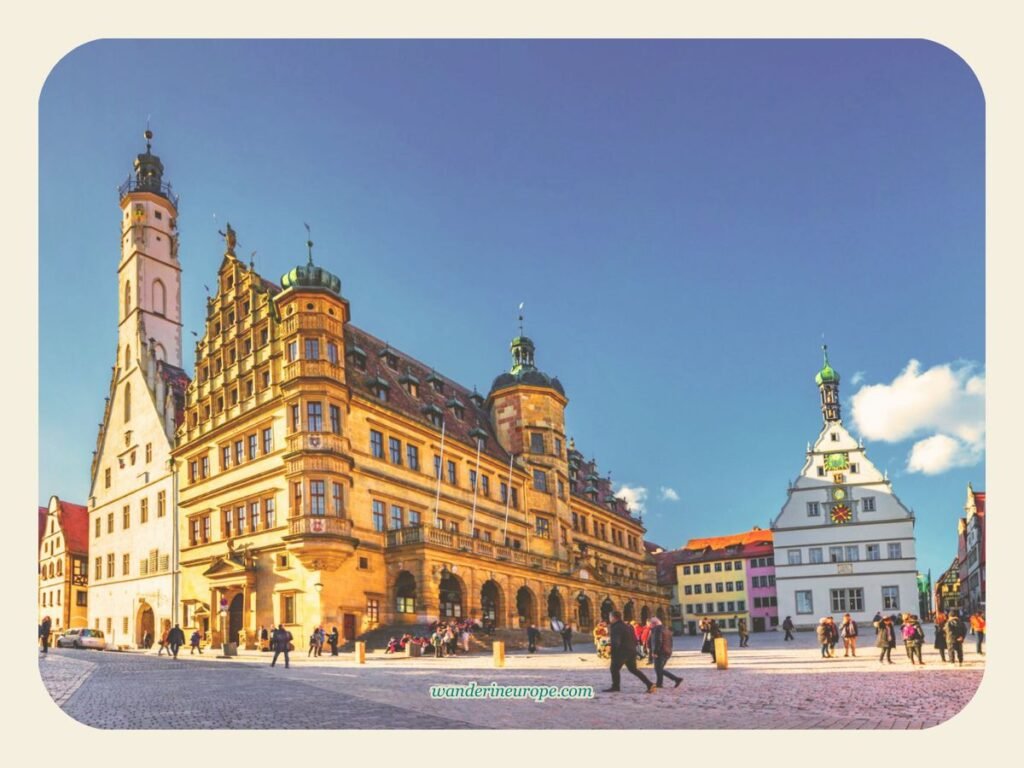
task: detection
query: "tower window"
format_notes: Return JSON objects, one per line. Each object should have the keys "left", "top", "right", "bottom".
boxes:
{"left": 831, "top": 433, "right": 839, "bottom": 442}
{"left": 155, "top": 211, "right": 163, "bottom": 220}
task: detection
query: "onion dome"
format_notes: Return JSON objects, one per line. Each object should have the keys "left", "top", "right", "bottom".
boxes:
{"left": 815, "top": 345, "right": 840, "bottom": 386}
{"left": 280, "top": 230, "right": 341, "bottom": 295}
{"left": 489, "top": 335, "right": 565, "bottom": 397}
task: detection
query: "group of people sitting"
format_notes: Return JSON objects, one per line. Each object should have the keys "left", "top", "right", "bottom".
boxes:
{"left": 384, "top": 618, "right": 481, "bottom": 657}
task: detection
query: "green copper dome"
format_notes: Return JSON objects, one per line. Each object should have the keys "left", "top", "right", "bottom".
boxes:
{"left": 280, "top": 237, "right": 341, "bottom": 295}
{"left": 815, "top": 345, "right": 840, "bottom": 386}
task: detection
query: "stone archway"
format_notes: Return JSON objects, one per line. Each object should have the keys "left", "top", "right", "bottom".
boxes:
{"left": 395, "top": 570, "right": 417, "bottom": 619}
{"left": 480, "top": 580, "right": 504, "bottom": 627}
{"left": 600, "top": 597, "right": 615, "bottom": 622}
{"left": 228, "top": 593, "right": 244, "bottom": 645}
{"left": 439, "top": 571, "right": 464, "bottom": 618}
{"left": 577, "top": 593, "right": 593, "bottom": 631}
{"left": 136, "top": 601, "right": 155, "bottom": 648}
{"left": 640, "top": 605, "right": 650, "bottom": 624}
{"left": 547, "top": 588, "right": 564, "bottom": 624}
{"left": 515, "top": 586, "right": 537, "bottom": 628}
{"left": 623, "top": 600, "right": 635, "bottom": 622}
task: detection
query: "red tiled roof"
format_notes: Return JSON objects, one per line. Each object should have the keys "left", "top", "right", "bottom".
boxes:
{"left": 684, "top": 528, "right": 773, "bottom": 552}
{"left": 56, "top": 500, "right": 90, "bottom": 555}
{"left": 653, "top": 549, "right": 690, "bottom": 585}
{"left": 38, "top": 506, "right": 47, "bottom": 545}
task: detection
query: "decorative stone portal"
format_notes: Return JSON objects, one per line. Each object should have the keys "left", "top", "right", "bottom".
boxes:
{"left": 136, "top": 601, "right": 155, "bottom": 648}
{"left": 547, "top": 588, "right": 563, "bottom": 623}
{"left": 515, "top": 586, "right": 536, "bottom": 628}
{"left": 481, "top": 580, "right": 503, "bottom": 627}
{"left": 601, "top": 597, "right": 615, "bottom": 622}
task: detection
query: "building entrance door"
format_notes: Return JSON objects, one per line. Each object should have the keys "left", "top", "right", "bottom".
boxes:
{"left": 752, "top": 616, "right": 766, "bottom": 633}
{"left": 342, "top": 613, "right": 356, "bottom": 644}
{"left": 137, "top": 603, "right": 155, "bottom": 648}
{"left": 228, "top": 593, "right": 244, "bottom": 645}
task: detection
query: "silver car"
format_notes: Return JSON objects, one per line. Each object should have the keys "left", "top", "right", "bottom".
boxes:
{"left": 56, "top": 628, "right": 107, "bottom": 650}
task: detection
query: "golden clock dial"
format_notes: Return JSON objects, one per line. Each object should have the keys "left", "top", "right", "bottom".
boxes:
{"left": 832, "top": 488, "right": 846, "bottom": 501}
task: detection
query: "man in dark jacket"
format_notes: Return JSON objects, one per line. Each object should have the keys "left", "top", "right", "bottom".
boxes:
{"left": 526, "top": 624, "right": 541, "bottom": 653}
{"left": 271, "top": 624, "right": 293, "bottom": 668}
{"left": 560, "top": 623, "right": 574, "bottom": 652}
{"left": 167, "top": 624, "right": 186, "bottom": 659}
{"left": 782, "top": 616, "right": 794, "bottom": 641}
{"left": 945, "top": 614, "right": 967, "bottom": 666}
{"left": 646, "top": 617, "right": 682, "bottom": 689}
{"left": 328, "top": 626, "right": 340, "bottom": 656}
{"left": 39, "top": 616, "right": 52, "bottom": 654}
{"left": 604, "top": 611, "right": 654, "bottom": 693}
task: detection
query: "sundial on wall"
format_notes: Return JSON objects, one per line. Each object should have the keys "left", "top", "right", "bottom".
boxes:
{"left": 824, "top": 452, "right": 849, "bottom": 471}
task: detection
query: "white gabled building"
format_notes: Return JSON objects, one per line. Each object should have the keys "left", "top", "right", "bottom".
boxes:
{"left": 87, "top": 131, "right": 189, "bottom": 648}
{"left": 772, "top": 348, "right": 918, "bottom": 629}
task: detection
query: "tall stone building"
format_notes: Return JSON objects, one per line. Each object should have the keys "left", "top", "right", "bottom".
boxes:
{"left": 173, "top": 234, "right": 669, "bottom": 650}
{"left": 958, "top": 483, "right": 985, "bottom": 615}
{"left": 86, "top": 133, "right": 189, "bottom": 647}
{"left": 38, "top": 496, "right": 90, "bottom": 643}
{"left": 771, "top": 348, "right": 918, "bottom": 628}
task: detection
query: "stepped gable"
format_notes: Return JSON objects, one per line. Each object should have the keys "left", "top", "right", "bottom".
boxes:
{"left": 344, "top": 324, "right": 511, "bottom": 464}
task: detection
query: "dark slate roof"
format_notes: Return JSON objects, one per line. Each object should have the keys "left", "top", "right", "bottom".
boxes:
{"left": 490, "top": 369, "right": 565, "bottom": 397}
{"left": 345, "top": 324, "right": 512, "bottom": 464}
{"left": 653, "top": 549, "right": 690, "bottom": 585}
{"left": 566, "top": 448, "right": 634, "bottom": 520}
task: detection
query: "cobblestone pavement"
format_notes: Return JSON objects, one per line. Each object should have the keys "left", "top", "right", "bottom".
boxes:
{"left": 38, "top": 628, "right": 984, "bottom": 730}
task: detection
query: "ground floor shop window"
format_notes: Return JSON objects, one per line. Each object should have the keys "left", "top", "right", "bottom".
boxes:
{"left": 795, "top": 590, "right": 813, "bottom": 614}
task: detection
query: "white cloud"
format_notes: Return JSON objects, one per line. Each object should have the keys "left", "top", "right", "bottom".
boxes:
{"left": 849, "top": 359, "right": 985, "bottom": 474}
{"left": 615, "top": 484, "right": 648, "bottom": 514}
{"left": 850, "top": 371, "right": 866, "bottom": 386}
{"left": 659, "top": 486, "right": 680, "bottom": 502}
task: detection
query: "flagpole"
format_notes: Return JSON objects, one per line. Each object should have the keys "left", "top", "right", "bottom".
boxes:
{"left": 502, "top": 452, "right": 515, "bottom": 545}
{"left": 432, "top": 419, "right": 446, "bottom": 528}
{"left": 469, "top": 436, "right": 482, "bottom": 537}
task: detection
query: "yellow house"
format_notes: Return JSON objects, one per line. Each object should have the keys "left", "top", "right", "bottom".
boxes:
{"left": 173, "top": 234, "right": 669, "bottom": 650}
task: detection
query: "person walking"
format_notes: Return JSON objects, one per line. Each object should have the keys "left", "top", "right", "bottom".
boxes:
{"left": 328, "top": 626, "right": 339, "bottom": 656}
{"left": 167, "top": 624, "right": 185, "bottom": 659}
{"left": 782, "top": 616, "right": 794, "bottom": 641}
{"left": 825, "top": 617, "right": 839, "bottom": 657}
{"left": 970, "top": 613, "right": 985, "bottom": 655}
{"left": 646, "top": 617, "right": 682, "bottom": 689}
{"left": 431, "top": 628, "right": 444, "bottom": 658}
{"left": 737, "top": 617, "right": 749, "bottom": 648}
{"left": 39, "top": 615, "right": 52, "bottom": 654}
{"left": 875, "top": 614, "right": 897, "bottom": 664}
{"left": 259, "top": 625, "right": 269, "bottom": 652}
{"left": 603, "top": 610, "right": 655, "bottom": 693}
{"left": 816, "top": 618, "right": 831, "bottom": 659}
{"left": 840, "top": 613, "right": 858, "bottom": 657}
{"left": 933, "top": 613, "right": 948, "bottom": 662}
{"left": 561, "top": 622, "right": 574, "bottom": 652}
{"left": 903, "top": 615, "right": 926, "bottom": 665}
{"left": 946, "top": 613, "right": 967, "bottom": 666}
{"left": 526, "top": 624, "right": 541, "bottom": 653}
{"left": 158, "top": 625, "right": 170, "bottom": 656}
{"left": 308, "top": 628, "right": 319, "bottom": 657}
{"left": 270, "top": 624, "right": 293, "bottom": 668}
{"left": 189, "top": 630, "right": 203, "bottom": 655}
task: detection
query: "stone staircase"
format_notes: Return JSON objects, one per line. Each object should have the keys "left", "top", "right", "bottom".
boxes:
{"left": 347, "top": 623, "right": 590, "bottom": 654}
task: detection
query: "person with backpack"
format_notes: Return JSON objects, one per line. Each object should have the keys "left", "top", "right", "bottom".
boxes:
{"left": 270, "top": 624, "right": 293, "bottom": 668}
{"left": 189, "top": 629, "right": 203, "bottom": 654}
{"left": 646, "top": 617, "right": 682, "bottom": 689}
{"left": 945, "top": 614, "right": 967, "bottom": 666}
{"left": 603, "top": 610, "right": 655, "bottom": 693}
{"left": 902, "top": 615, "right": 926, "bottom": 665}
{"left": 781, "top": 616, "right": 794, "bottom": 641}
{"left": 840, "top": 613, "right": 859, "bottom": 657}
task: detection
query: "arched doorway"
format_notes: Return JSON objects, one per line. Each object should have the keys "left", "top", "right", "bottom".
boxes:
{"left": 548, "top": 588, "right": 563, "bottom": 623}
{"left": 395, "top": 571, "right": 417, "bottom": 619}
{"left": 623, "top": 600, "right": 635, "bottom": 622}
{"left": 600, "top": 597, "right": 615, "bottom": 622}
{"left": 481, "top": 580, "right": 503, "bottom": 627}
{"left": 577, "top": 594, "right": 593, "bottom": 631}
{"left": 656, "top": 607, "right": 666, "bottom": 622}
{"left": 439, "top": 572, "right": 463, "bottom": 618}
{"left": 516, "top": 586, "right": 536, "bottom": 628}
{"left": 136, "top": 602, "right": 155, "bottom": 648}
{"left": 640, "top": 605, "right": 650, "bottom": 624}
{"left": 228, "top": 593, "right": 244, "bottom": 645}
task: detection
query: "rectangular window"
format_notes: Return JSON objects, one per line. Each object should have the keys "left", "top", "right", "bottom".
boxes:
{"left": 140, "top": 498, "right": 149, "bottom": 523}
{"left": 203, "top": 516, "right": 211, "bottom": 541}
{"left": 693, "top": 584, "right": 702, "bottom": 594}
{"left": 796, "top": 590, "right": 813, "bottom": 614}
{"left": 407, "top": 444, "right": 419, "bottom": 470}
{"left": 715, "top": 582, "right": 724, "bottom": 593}
{"left": 263, "top": 427, "right": 273, "bottom": 453}
{"left": 807, "top": 501, "right": 820, "bottom": 517}
{"left": 307, "top": 402, "right": 323, "bottom": 432}
{"left": 106, "top": 553, "right": 115, "bottom": 579}
{"left": 714, "top": 562, "right": 722, "bottom": 572}
{"left": 724, "top": 561, "right": 733, "bottom": 571}
{"left": 390, "top": 505, "right": 403, "bottom": 530}
{"left": 189, "top": 519, "right": 200, "bottom": 546}
{"left": 310, "top": 480, "right": 325, "bottom": 515}
{"left": 447, "top": 460, "right": 457, "bottom": 485}
{"left": 201, "top": 456, "right": 210, "bottom": 477}
{"left": 245, "top": 434, "right": 256, "bottom": 460}
{"left": 845, "top": 545, "right": 860, "bottom": 562}
{"left": 329, "top": 405, "right": 341, "bottom": 435}
{"left": 866, "top": 543, "right": 881, "bottom": 561}
{"left": 500, "top": 482, "right": 509, "bottom": 504}
{"left": 737, "top": 600, "right": 746, "bottom": 611}
{"left": 372, "top": 500, "right": 385, "bottom": 532}
{"left": 223, "top": 509, "right": 233, "bottom": 537}
{"left": 389, "top": 437, "right": 402, "bottom": 464}
{"left": 105, "top": 468, "right": 111, "bottom": 488}
{"left": 327, "top": 342, "right": 339, "bottom": 365}
{"left": 555, "top": 437, "right": 562, "bottom": 456}
{"left": 409, "top": 509, "right": 421, "bottom": 527}
{"left": 94, "top": 557, "right": 101, "bottom": 580}
{"left": 250, "top": 501, "right": 260, "bottom": 531}
{"left": 558, "top": 478, "right": 565, "bottom": 498}
{"left": 881, "top": 586, "right": 900, "bottom": 610}
{"left": 887, "top": 542, "right": 903, "bottom": 559}
{"left": 469, "top": 469, "right": 478, "bottom": 490}
{"left": 122, "top": 553, "right": 130, "bottom": 575}
{"left": 396, "top": 595, "right": 415, "bottom": 614}
{"left": 305, "top": 339, "right": 320, "bottom": 360}
{"left": 704, "top": 564, "right": 712, "bottom": 573}
{"left": 283, "top": 595, "right": 295, "bottom": 625}
{"left": 535, "top": 517, "right": 551, "bottom": 538}
{"left": 727, "top": 601, "right": 735, "bottom": 612}
{"left": 533, "top": 469, "right": 548, "bottom": 492}
{"left": 107, "top": 512, "right": 114, "bottom": 533}
{"left": 222, "top": 445, "right": 231, "bottom": 469}
{"left": 366, "top": 598, "right": 379, "bottom": 623}
{"left": 829, "top": 546, "right": 844, "bottom": 563}
{"left": 863, "top": 496, "right": 876, "bottom": 512}
{"left": 830, "top": 588, "right": 865, "bottom": 613}
{"left": 511, "top": 487, "right": 519, "bottom": 509}
{"left": 716, "top": 602, "right": 725, "bottom": 613}
{"left": 290, "top": 403, "right": 300, "bottom": 432}
{"left": 370, "top": 430, "right": 384, "bottom": 458}
{"left": 95, "top": 518, "right": 101, "bottom": 538}
{"left": 684, "top": 585, "right": 693, "bottom": 595}
{"left": 122, "top": 505, "right": 130, "bottom": 529}
{"left": 530, "top": 432, "right": 545, "bottom": 454}
{"left": 76, "top": 591, "right": 87, "bottom": 607}
{"left": 265, "top": 497, "right": 276, "bottom": 528}
{"left": 332, "top": 483, "right": 343, "bottom": 516}
{"left": 808, "top": 547, "right": 823, "bottom": 564}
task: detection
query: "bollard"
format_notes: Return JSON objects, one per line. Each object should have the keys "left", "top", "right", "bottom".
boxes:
{"left": 714, "top": 637, "right": 728, "bottom": 669}
{"left": 493, "top": 640, "right": 505, "bottom": 667}
{"left": 355, "top": 641, "right": 366, "bottom": 664}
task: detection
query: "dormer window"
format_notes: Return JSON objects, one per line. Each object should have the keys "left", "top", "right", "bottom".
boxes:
{"left": 367, "top": 377, "right": 390, "bottom": 402}
{"left": 469, "top": 427, "right": 488, "bottom": 449}
{"left": 422, "top": 403, "right": 444, "bottom": 428}
{"left": 399, "top": 370, "right": 420, "bottom": 398}
{"left": 426, "top": 370, "right": 444, "bottom": 394}
{"left": 446, "top": 398, "right": 464, "bottom": 420}
{"left": 469, "top": 391, "right": 485, "bottom": 408}
{"left": 347, "top": 346, "right": 367, "bottom": 372}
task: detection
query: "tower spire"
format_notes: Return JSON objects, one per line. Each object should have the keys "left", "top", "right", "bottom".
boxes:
{"left": 815, "top": 344, "right": 841, "bottom": 423}
{"left": 304, "top": 222, "right": 314, "bottom": 266}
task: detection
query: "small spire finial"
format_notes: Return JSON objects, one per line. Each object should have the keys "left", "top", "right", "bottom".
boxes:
{"left": 144, "top": 119, "right": 152, "bottom": 153}
{"left": 518, "top": 302, "right": 525, "bottom": 336}
{"left": 304, "top": 222, "right": 314, "bottom": 266}
{"left": 822, "top": 342, "right": 829, "bottom": 366}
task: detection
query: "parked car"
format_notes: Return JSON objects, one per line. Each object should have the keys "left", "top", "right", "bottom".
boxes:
{"left": 56, "top": 628, "right": 107, "bottom": 650}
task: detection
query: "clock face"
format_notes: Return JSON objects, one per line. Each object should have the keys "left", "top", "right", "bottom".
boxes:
{"left": 832, "top": 488, "right": 846, "bottom": 501}
{"left": 824, "top": 452, "right": 849, "bottom": 471}
{"left": 830, "top": 504, "right": 852, "bottom": 524}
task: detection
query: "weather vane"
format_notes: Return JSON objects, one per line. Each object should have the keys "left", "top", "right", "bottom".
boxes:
{"left": 518, "top": 302, "right": 525, "bottom": 336}
{"left": 304, "top": 222, "right": 314, "bottom": 266}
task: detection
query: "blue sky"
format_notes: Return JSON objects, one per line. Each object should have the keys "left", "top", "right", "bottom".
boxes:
{"left": 39, "top": 39, "right": 984, "bottom": 583}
